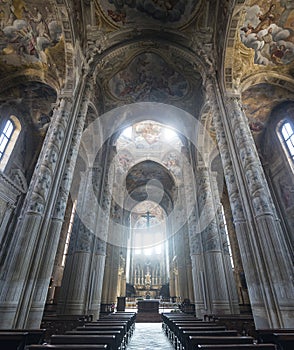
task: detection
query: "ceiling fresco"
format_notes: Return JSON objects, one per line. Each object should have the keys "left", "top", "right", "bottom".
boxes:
{"left": 108, "top": 52, "right": 189, "bottom": 102}
{"left": 240, "top": 1, "right": 294, "bottom": 66}
{"left": 116, "top": 121, "right": 182, "bottom": 151}
{"left": 126, "top": 160, "right": 175, "bottom": 195}
{"left": 115, "top": 121, "right": 183, "bottom": 182}
{"left": 0, "top": 1, "right": 62, "bottom": 72}
{"left": 98, "top": 0, "right": 201, "bottom": 27}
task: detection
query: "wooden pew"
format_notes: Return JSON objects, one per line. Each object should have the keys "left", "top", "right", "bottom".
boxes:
{"left": 83, "top": 321, "right": 130, "bottom": 340}
{"left": 179, "top": 330, "right": 238, "bottom": 350}
{"left": 50, "top": 335, "right": 117, "bottom": 350}
{"left": 273, "top": 333, "right": 294, "bottom": 350}
{"left": 0, "top": 331, "right": 28, "bottom": 350}
{"left": 256, "top": 329, "right": 294, "bottom": 344}
{"left": 165, "top": 320, "right": 221, "bottom": 340}
{"left": 187, "top": 336, "right": 254, "bottom": 350}
{"left": 102, "top": 315, "right": 136, "bottom": 336}
{"left": 66, "top": 330, "right": 125, "bottom": 349}
{"left": 77, "top": 323, "right": 130, "bottom": 343}
{"left": 161, "top": 312, "right": 225, "bottom": 346}
{"left": 171, "top": 324, "right": 226, "bottom": 345}
{"left": 0, "top": 329, "right": 46, "bottom": 346}
{"left": 197, "top": 345, "right": 276, "bottom": 350}
{"left": 211, "top": 315, "right": 255, "bottom": 337}
{"left": 161, "top": 313, "right": 203, "bottom": 336}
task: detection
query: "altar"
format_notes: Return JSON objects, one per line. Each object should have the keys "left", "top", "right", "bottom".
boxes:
{"left": 137, "top": 299, "right": 159, "bottom": 313}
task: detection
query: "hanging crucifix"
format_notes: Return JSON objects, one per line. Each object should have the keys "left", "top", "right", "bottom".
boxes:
{"left": 141, "top": 210, "right": 155, "bottom": 230}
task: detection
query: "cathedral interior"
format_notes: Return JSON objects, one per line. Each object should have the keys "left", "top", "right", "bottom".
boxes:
{"left": 0, "top": 0, "right": 294, "bottom": 338}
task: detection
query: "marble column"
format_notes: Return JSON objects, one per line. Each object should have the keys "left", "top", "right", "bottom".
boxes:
{"left": 168, "top": 231, "right": 176, "bottom": 301}
{"left": 46, "top": 198, "right": 74, "bottom": 304}
{"left": 175, "top": 225, "right": 191, "bottom": 302}
{"left": 57, "top": 166, "right": 106, "bottom": 319}
{"left": 58, "top": 139, "right": 114, "bottom": 319}
{"left": 101, "top": 242, "right": 120, "bottom": 308}
{"left": 25, "top": 79, "right": 94, "bottom": 328}
{"left": 0, "top": 94, "right": 77, "bottom": 328}
{"left": 228, "top": 94, "right": 294, "bottom": 328}
{"left": 206, "top": 74, "right": 294, "bottom": 328}
{"left": 222, "top": 190, "right": 250, "bottom": 307}
{"left": 190, "top": 165, "right": 239, "bottom": 318}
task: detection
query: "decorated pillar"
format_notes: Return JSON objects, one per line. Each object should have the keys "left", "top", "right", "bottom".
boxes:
{"left": 175, "top": 225, "right": 191, "bottom": 302}
{"left": 229, "top": 94, "right": 294, "bottom": 327}
{"left": 206, "top": 72, "right": 294, "bottom": 328}
{"left": 0, "top": 93, "right": 79, "bottom": 328}
{"left": 101, "top": 242, "right": 120, "bottom": 310}
{"left": 57, "top": 165, "right": 106, "bottom": 319}
{"left": 26, "top": 79, "right": 94, "bottom": 327}
{"left": 46, "top": 198, "right": 74, "bottom": 304}
{"left": 190, "top": 165, "right": 239, "bottom": 318}
{"left": 58, "top": 138, "right": 114, "bottom": 319}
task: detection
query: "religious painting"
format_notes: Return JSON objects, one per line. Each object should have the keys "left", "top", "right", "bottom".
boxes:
{"left": 162, "top": 152, "right": 181, "bottom": 177}
{"left": 116, "top": 150, "right": 134, "bottom": 174}
{"left": 277, "top": 175, "right": 294, "bottom": 209}
{"left": 242, "top": 83, "right": 294, "bottom": 134}
{"left": 240, "top": 1, "right": 294, "bottom": 65}
{"left": 134, "top": 121, "right": 161, "bottom": 146}
{"left": 108, "top": 53, "right": 189, "bottom": 102}
{"left": 99, "top": 0, "right": 201, "bottom": 27}
{"left": 0, "top": 1, "right": 62, "bottom": 65}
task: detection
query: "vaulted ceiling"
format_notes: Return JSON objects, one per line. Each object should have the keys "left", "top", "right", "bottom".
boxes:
{"left": 0, "top": 0, "right": 293, "bottom": 150}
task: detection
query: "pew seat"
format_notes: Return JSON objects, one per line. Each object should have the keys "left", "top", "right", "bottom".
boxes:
{"left": 1, "top": 329, "right": 46, "bottom": 345}
{"left": 171, "top": 325, "right": 227, "bottom": 345}
{"left": 50, "top": 335, "right": 117, "bottom": 350}
{"left": 179, "top": 330, "right": 239, "bottom": 350}
{"left": 197, "top": 345, "right": 276, "bottom": 350}
{"left": 273, "top": 333, "right": 294, "bottom": 350}
{"left": 66, "top": 330, "right": 125, "bottom": 348}
{"left": 256, "top": 329, "right": 294, "bottom": 343}
{"left": 0, "top": 331, "right": 28, "bottom": 350}
{"left": 187, "top": 336, "right": 254, "bottom": 350}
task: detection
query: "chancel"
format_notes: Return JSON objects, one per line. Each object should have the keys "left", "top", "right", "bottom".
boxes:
{"left": 0, "top": 0, "right": 294, "bottom": 349}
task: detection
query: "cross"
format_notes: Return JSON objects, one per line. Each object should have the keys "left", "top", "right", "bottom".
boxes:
{"left": 141, "top": 211, "right": 155, "bottom": 229}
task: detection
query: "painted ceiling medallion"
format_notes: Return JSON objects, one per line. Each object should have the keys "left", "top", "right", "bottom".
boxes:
{"left": 109, "top": 52, "right": 189, "bottom": 102}
{"left": 99, "top": 0, "right": 200, "bottom": 27}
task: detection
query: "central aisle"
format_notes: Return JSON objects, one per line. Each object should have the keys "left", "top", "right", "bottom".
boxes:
{"left": 127, "top": 322, "right": 174, "bottom": 350}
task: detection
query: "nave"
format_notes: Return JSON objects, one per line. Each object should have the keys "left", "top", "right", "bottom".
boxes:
{"left": 126, "top": 323, "right": 173, "bottom": 350}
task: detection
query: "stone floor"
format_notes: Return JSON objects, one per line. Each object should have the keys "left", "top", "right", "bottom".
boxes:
{"left": 126, "top": 323, "right": 174, "bottom": 350}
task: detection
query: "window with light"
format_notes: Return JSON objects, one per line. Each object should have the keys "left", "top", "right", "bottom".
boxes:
{"left": 0, "top": 119, "right": 15, "bottom": 161}
{"left": 280, "top": 121, "right": 294, "bottom": 162}
{"left": 0, "top": 116, "right": 21, "bottom": 171}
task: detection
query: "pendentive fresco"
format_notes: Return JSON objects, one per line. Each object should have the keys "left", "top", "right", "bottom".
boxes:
{"left": 240, "top": 1, "right": 294, "bottom": 65}
{"left": 0, "top": 1, "right": 62, "bottom": 65}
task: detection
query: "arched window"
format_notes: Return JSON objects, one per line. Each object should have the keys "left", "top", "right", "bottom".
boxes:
{"left": 0, "top": 119, "right": 14, "bottom": 160}
{"left": 0, "top": 116, "right": 21, "bottom": 171}
{"left": 280, "top": 120, "right": 294, "bottom": 162}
